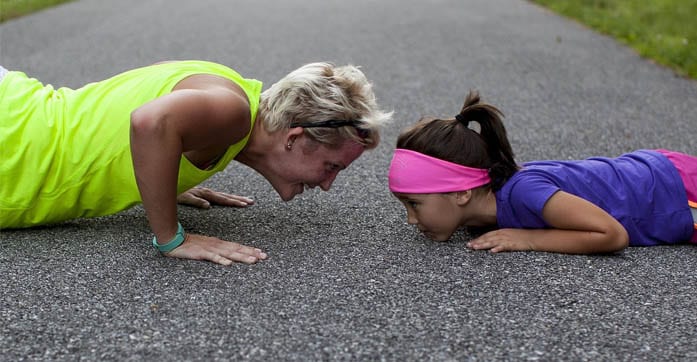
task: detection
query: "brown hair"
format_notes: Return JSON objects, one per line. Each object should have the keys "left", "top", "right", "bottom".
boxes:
{"left": 396, "top": 90, "right": 518, "bottom": 191}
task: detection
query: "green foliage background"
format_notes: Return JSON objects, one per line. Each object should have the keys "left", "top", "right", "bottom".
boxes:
{"left": 530, "top": 0, "right": 697, "bottom": 79}
{"left": 0, "top": 0, "right": 74, "bottom": 22}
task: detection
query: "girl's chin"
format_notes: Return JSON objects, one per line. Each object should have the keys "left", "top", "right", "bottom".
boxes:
{"left": 423, "top": 231, "right": 453, "bottom": 242}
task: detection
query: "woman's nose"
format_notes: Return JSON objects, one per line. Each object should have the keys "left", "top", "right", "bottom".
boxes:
{"left": 319, "top": 172, "right": 338, "bottom": 191}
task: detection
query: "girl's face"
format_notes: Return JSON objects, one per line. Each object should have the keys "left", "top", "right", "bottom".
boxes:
{"left": 393, "top": 192, "right": 464, "bottom": 241}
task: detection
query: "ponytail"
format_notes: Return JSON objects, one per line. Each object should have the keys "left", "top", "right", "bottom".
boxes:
{"left": 455, "top": 91, "right": 518, "bottom": 190}
{"left": 396, "top": 90, "right": 518, "bottom": 191}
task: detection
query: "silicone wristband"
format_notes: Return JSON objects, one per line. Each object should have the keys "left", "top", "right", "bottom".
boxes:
{"left": 152, "top": 222, "right": 186, "bottom": 253}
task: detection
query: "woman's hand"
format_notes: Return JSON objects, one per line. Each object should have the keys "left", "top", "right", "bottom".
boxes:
{"left": 177, "top": 186, "right": 254, "bottom": 209}
{"left": 164, "top": 233, "right": 268, "bottom": 266}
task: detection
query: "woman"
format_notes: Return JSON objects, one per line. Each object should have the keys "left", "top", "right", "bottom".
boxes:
{"left": 0, "top": 60, "right": 392, "bottom": 265}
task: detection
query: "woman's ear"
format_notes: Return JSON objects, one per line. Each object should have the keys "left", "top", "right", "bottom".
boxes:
{"left": 284, "top": 126, "right": 304, "bottom": 150}
{"left": 454, "top": 190, "right": 473, "bottom": 206}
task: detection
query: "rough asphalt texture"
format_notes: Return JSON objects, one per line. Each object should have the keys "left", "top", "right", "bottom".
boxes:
{"left": 2, "top": 0, "right": 697, "bottom": 360}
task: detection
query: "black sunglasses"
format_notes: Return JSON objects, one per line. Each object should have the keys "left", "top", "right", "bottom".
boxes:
{"left": 289, "top": 119, "right": 370, "bottom": 139}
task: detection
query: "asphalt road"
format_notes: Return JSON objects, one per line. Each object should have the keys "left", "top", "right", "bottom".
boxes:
{"left": 2, "top": 0, "right": 697, "bottom": 360}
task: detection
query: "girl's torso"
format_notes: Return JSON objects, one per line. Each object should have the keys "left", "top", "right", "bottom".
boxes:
{"left": 495, "top": 150, "right": 694, "bottom": 245}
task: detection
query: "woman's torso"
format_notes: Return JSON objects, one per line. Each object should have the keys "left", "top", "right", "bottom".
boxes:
{"left": 0, "top": 60, "right": 262, "bottom": 228}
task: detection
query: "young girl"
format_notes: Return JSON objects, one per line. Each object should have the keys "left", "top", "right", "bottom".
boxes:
{"left": 388, "top": 91, "right": 697, "bottom": 254}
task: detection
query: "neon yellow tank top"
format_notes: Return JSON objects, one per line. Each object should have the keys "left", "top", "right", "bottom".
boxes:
{"left": 0, "top": 61, "right": 262, "bottom": 228}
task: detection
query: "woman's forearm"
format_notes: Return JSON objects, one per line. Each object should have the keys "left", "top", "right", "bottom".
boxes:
{"left": 130, "top": 109, "right": 182, "bottom": 242}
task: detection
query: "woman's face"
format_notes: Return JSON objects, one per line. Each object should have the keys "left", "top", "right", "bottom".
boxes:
{"left": 393, "top": 192, "right": 464, "bottom": 241}
{"left": 272, "top": 137, "right": 365, "bottom": 201}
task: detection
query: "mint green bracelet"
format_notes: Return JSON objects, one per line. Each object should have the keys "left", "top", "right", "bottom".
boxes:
{"left": 152, "top": 222, "right": 186, "bottom": 253}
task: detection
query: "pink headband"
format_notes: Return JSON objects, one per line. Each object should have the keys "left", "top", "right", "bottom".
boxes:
{"left": 388, "top": 149, "right": 491, "bottom": 193}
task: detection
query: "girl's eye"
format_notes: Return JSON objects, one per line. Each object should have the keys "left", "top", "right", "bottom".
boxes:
{"left": 407, "top": 201, "right": 418, "bottom": 208}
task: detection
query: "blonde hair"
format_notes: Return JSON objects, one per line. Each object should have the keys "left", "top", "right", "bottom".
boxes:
{"left": 258, "top": 62, "right": 392, "bottom": 149}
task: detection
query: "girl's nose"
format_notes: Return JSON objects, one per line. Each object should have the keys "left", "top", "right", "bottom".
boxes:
{"left": 406, "top": 209, "right": 418, "bottom": 225}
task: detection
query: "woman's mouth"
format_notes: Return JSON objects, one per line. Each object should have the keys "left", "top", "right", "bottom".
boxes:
{"left": 297, "top": 184, "right": 313, "bottom": 194}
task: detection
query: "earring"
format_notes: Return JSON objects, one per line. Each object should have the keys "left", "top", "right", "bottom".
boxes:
{"left": 286, "top": 141, "right": 293, "bottom": 150}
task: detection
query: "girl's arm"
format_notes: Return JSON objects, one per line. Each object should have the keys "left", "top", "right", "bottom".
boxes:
{"left": 467, "top": 191, "right": 629, "bottom": 254}
{"left": 130, "top": 86, "right": 266, "bottom": 265}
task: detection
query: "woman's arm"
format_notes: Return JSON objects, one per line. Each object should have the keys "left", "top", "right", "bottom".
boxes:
{"left": 467, "top": 191, "right": 629, "bottom": 254}
{"left": 130, "top": 86, "right": 266, "bottom": 265}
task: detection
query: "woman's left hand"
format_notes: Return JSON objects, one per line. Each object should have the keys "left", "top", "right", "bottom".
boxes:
{"left": 177, "top": 186, "right": 254, "bottom": 209}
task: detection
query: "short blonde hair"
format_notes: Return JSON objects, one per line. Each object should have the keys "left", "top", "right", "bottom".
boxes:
{"left": 258, "top": 62, "right": 392, "bottom": 149}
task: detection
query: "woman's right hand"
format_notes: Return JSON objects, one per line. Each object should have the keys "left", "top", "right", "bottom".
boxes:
{"left": 164, "top": 233, "right": 268, "bottom": 266}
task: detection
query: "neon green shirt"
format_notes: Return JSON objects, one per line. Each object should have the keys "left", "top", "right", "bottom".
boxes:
{"left": 0, "top": 61, "right": 262, "bottom": 228}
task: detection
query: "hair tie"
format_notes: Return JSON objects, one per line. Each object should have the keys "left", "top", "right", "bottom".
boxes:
{"left": 454, "top": 114, "right": 468, "bottom": 126}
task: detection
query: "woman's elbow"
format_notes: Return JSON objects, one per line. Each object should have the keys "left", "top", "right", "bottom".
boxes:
{"left": 130, "top": 107, "right": 163, "bottom": 138}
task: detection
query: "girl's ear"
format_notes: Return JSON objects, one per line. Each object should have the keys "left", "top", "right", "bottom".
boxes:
{"left": 454, "top": 190, "right": 473, "bottom": 206}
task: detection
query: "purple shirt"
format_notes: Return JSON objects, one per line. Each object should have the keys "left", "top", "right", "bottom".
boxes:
{"left": 495, "top": 150, "right": 693, "bottom": 246}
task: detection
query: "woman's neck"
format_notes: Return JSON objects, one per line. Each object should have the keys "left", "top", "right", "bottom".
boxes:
{"left": 235, "top": 120, "right": 276, "bottom": 175}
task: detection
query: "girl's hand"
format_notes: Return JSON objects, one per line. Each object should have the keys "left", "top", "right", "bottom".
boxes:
{"left": 177, "top": 186, "right": 254, "bottom": 209}
{"left": 467, "top": 229, "right": 535, "bottom": 253}
{"left": 164, "top": 233, "right": 268, "bottom": 266}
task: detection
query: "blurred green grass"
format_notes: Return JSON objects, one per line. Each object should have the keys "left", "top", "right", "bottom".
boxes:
{"left": 530, "top": 0, "right": 697, "bottom": 79}
{"left": 0, "top": 0, "right": 74, "bottom": 23}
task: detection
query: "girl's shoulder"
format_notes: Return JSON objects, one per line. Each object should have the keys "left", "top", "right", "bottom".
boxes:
{"left": 495, "top": 170, "right": 560, "bottom": 228}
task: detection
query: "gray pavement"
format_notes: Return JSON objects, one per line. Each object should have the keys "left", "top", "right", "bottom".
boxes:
{"left": 2, "top": 0, "right": 697, "bottom": 360}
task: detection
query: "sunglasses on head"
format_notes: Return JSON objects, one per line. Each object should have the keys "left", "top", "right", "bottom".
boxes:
{"left": 289, "top": 119, "right": 370, "bottom": 139}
